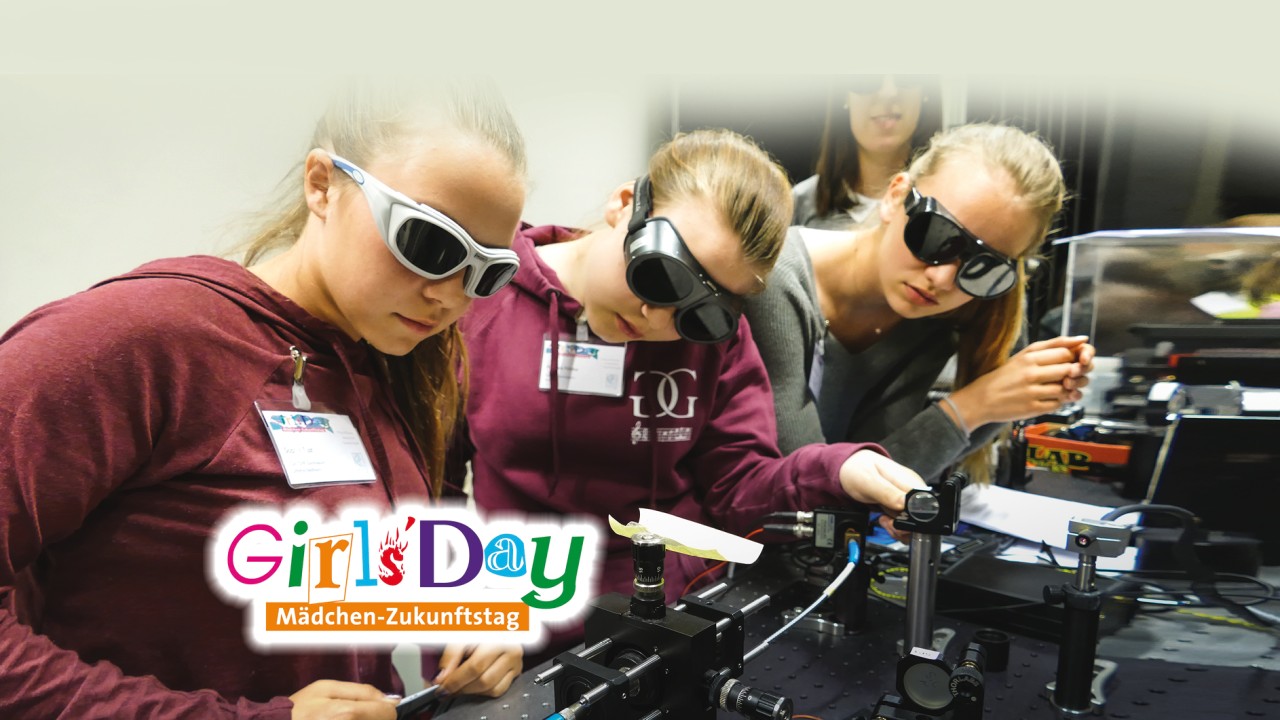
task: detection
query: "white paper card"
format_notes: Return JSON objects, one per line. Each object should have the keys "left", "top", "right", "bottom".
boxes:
{"left": 538, "top": 338, "right": 626, "bottom": 397}
{"left": 609, "top": 509, "right": 763, "bottom": 564}
{"left": 1191, "top": 291, "right": 1252, "bottom": 317}
{"left": 256, "top": 402, "right": 377, "bottom": 487}
{"left": 960, "top": 483, "right": 1114, "bottom": 550}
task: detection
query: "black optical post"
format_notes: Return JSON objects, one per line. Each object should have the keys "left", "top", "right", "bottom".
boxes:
{"left": 894, "top": 472, "right": 968, "bottom": 653}
{"left": 1043, "top": 517, "right": 1132, "bottom": 716}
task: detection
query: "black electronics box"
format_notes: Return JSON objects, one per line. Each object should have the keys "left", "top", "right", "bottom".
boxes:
{"left": 937, "top": 554, "right": 1136, "bottom": 643}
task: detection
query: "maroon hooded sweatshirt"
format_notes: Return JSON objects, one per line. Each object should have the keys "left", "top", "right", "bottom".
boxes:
{"left": 455, "top": 226, "right": 886, "bottom": 659}
{"left": 0, "top": 257, "right": 438, "bottom": 718}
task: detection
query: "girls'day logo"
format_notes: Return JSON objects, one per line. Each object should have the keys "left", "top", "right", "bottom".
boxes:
{"left": 207, "top": 503, "right": 601, "bottom": 648}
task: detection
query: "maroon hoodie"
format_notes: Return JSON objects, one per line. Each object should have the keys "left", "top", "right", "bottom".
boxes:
{"left": 456, "top": 226, "right": 885, "bottom": 658}
{"left": 0, "top": 257, "right": 436, "bottom": 718}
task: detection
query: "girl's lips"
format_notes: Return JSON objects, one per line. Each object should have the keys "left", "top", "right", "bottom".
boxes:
{"left": 872, "top": 113, "right": 902, "bottom": 130}
{"left": 905, "top": 284, "right": 939, "bottom": 306}
{"left": 397, "top": 314, "right": 439, "bottom": 335}
{"left": 615, "top": 314, "right": 643, "bottom": 341}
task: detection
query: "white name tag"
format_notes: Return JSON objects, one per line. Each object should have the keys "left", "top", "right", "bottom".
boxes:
{"left": 808, "top": 337, "right": 826, "bottom": 401}
{"left": 256, "top": 401, "right": 377, "bottom": 488}
{"left": 538, "top": 337, "right": 626, "bottom": 397}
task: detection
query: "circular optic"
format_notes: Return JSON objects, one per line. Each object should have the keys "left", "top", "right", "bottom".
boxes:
{"left": 902, "top": 662, "right": 952, "bottom": 710}
{"left": 906, "top": 492, "right": 941, "bottom": 523}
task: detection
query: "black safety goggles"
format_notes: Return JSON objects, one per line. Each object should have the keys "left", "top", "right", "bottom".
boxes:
{"left": 623, "top": 176, "right": 741, "bottom": 344}
{"left": 846, "top": 74, "right": 930, "bottom": 95}
{"left": 330, "top": 153, "right": 520, "bottom": 298}
{"left": 903, "top": 187, "right": 1019, "bottom": 299}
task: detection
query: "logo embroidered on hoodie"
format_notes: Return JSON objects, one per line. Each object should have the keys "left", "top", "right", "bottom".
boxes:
{"left": 630, "top": 422, "right": 650, "bottom": 445}
{"left": 629, "top": 368, "right": 699, "bottom": 419}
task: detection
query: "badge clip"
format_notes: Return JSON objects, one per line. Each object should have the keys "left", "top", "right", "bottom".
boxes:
{"left": 290, "top": 346, "right": 312, "bottom": 411}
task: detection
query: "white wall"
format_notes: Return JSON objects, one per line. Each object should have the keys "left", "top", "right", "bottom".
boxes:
{"left": 0, "top": 76, "right": 660, "bottom": 332}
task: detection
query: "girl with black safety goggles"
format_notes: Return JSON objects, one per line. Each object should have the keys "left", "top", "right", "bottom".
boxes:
{"left": 902, "top": 186, "right": 1019, "bottom": 299}
{"left": 623, "top": 175, "right": 746, "bottom": 343}
{"left": 744, "top": 123, "right": 1096, "bottom": 488}
{"left": 453, "top": 128, "right": 930, "bottom": 668}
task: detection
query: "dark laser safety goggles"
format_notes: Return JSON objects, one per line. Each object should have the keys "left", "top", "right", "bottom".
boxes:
{"left": 846, "top": 74, "right": 930, "bottom": 95}
{"left": 903, "top": 187, "right": 1019, "bottom": 299}
{"left": 623, "top": 176, "right": 742, "bottom": 344}
{"left": 330, "top": 153, "right": 519, "bottom": 298}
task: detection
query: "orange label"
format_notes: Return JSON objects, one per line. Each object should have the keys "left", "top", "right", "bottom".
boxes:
{"left": 265, "top": 602, "right": 529, "bottom": 631}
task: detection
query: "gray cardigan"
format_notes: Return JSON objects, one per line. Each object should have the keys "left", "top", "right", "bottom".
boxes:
{"left": 792, "top": 175, "right": 879, "bottom": 230}
{"left": 744, "top": 227, "right": 1002, "bottom": 482}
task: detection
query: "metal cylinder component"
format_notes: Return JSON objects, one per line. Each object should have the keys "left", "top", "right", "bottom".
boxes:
{"left": 533, "top": 638, "right": 614, "bottom": 685}
{"left": 630, "top": 533, "right": 667, "bottom": 619}
{"left": 904, "top": 532, "right": 941, "bottom": 652}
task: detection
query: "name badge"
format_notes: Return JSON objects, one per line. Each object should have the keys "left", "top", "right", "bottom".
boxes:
{"left": 538, "top": 336, "right": 626, "bottom": 397}
{"left": 256, "top": 401, "right": 377, "bottom": 488}
{"left": 807, "top": 337, "right": 826, "bottom": 402}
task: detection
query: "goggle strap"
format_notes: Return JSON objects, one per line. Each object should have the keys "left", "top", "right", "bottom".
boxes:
{"left": 904, "top": 186, "right": 923, "bottom": 214}
{"left": 628, "top": 175, "right": 653, "bottom": 237}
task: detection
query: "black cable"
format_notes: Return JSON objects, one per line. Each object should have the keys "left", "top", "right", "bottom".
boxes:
{"left": 791, "top": 546, "right": 836, "bottom": 569}
{"left": 1095, "top": 504, "right": 1273, "bottom": 626}
{"left": 1109, "top": 591, "right": 1272, "bottom": 606}
{"left": 1095, "top": 561, "right": 1274, "bottom": 617}
{"left": 1038, "top": 540, "right": 1062, "bottom": 568}
{"left": 938, "top": 600, "right": 1048, "bottom": 614}
{"left": 1101, "top": 504, "right": 1196, "bottom": 523}
{"left": 1106, "top": 568, "right": 1275, "bottom": 586}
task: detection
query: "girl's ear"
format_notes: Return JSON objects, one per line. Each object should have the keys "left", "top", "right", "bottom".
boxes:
{"left": 303, "top": 149, "right": 335, "bottom": 221}
{"left": 604, "top": 180, "right": 638, "bottom": 229}
{"left": 879, "top": 172, "right": 912, "bottom": 225}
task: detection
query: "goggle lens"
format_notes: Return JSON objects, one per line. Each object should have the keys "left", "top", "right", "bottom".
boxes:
{"left": 630, "top": 255, "right": 698, "bottom": 305}
{"left": 904, "top": 196, "right": 1018, "bottom": 300}
{"left": 677, "top": 303, "right": 736, "bottom": 344}
{"left": 395, "top": 218, "right": 470, "bottom": 274}
{"left": 474, "top": 262, "right": 519, "bottom": 298}
{"left": 394, "top": 218, "right": 518, "bottom": 298}
{"left": 958, "top": 255, "right": 1017, "bottom": 298}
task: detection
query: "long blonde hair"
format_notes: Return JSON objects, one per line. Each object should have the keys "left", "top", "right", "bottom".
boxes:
{"left": 647, "top": 129, "right": 793, "bottom": 276}
{"left": 907, "top": 123, "right": 1065, "bottom": 484}
{"left": 238, "top": 80, "right": 526, "bottom": 496}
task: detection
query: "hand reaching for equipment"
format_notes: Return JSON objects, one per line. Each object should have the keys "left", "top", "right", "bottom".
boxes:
{"left": 290, "top": 680, "right": 398, "bottom": 720}
{"left": 838, "top": 449, "right": 928, "bottom": 543}
{"left": 433, "top": 643, "right": 523, "bottom": 698}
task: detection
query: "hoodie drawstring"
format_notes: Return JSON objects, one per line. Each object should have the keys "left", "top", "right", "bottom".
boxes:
{"left": 547, "top": 292, "right": 563, "bottom": 496}
{"left": 642, "top": 346, "right": 659, "bottom": 510}
{"left": 332, "top": 344, "right": 399, "bottom": 508}
{"left": 649, "top": 415, "right": 659, "bottom": 510}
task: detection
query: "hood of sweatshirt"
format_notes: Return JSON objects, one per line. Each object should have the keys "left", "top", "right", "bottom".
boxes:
{"left": 0, "top": 254, "right": 437, "bottom": 705}
{"left": 91, "top": 255, "right": 431, "bottom": 507}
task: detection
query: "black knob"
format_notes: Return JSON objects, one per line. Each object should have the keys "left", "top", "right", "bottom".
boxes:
{"left": 1044, "top": 585, "right": 1066, "bottom": 605}
{"left": 949, "top": 664, "right": 983, "bottom": 703}
{"left": 630, "top": 533, "right": 666, "bottom": 619}
{"left": 715, "top": 676, "right": 793, "bottom": 720}
{"left": 631, "top": 533, "right": 665, "bottom": 585}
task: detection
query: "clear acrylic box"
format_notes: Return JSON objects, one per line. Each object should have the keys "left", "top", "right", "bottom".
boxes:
{"left": 1054, "top": 228, "right": 1280, "bottom": 356}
